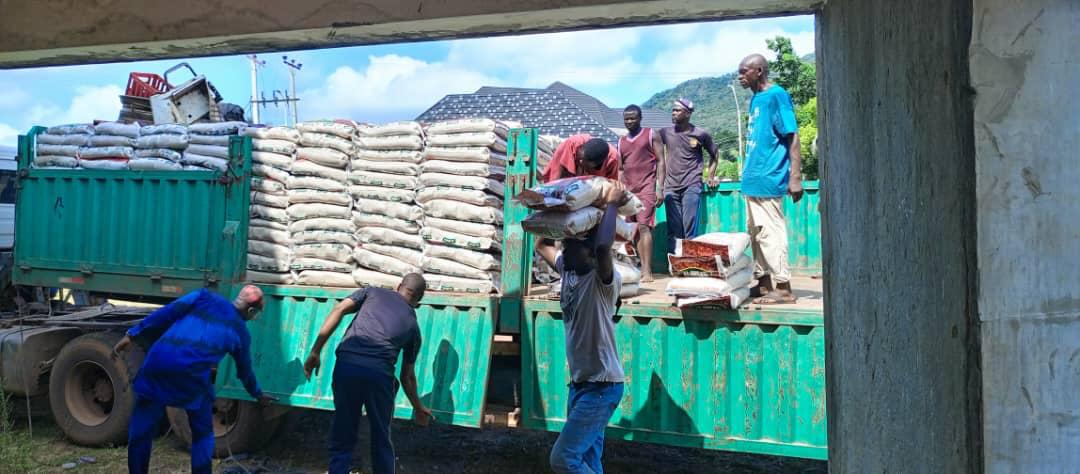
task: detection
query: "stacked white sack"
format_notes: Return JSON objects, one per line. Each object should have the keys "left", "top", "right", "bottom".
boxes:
{"left": 614, "top": 244, "right": 643, "bottom": 297}
{"left": 289, "top": 121, "right": 357, "bottom": 287}
{"left": 419, "top": 119, "right": 513, "bottom": 294}
{"left": 242, "top": 126, "right": 302, "bottom": 285}
{"left": 665, "top": 232, "right": 754, "bottom": 309}
{"left": 517, "top": 176, "right": 643, "bottom": 239}
{"left": 350, "top": 121, "right": 426, "bottom": 288}
{"left": 79, "top": 122, "right": 139, "bottom": 170}
{"left": 517, "top": 175, "right": 644, "bottom": 295}
{"left": 182, "top": 121, "right": 246, "bottom": 171}
{"left": 34, "top": 123, "right": 94, "bottom": 168}
{"left": 537, "top": 134, "right": 560, "bottom": 170}
{"left": 133, "top": 123, "right": 188, "bottom": 170}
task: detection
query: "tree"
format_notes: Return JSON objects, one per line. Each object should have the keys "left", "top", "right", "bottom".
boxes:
{"left": 796, "top": 98, "right": 818, "bottom": 180}
{"left": 766, "top": 36, "right": 816, "bottom": 106}
{"left": 767, "top": 36, "right": 818, "bottom": 179}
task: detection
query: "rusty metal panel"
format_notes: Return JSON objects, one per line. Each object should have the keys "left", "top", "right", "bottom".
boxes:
{"left": 12, "top": 129, "right": 253, "bottom": 299}
{"left": 498, "top": 128, "right": 538, "bottom": 334}
{"left": 522, "top": 299, "right": 827, "bottom": 460}
{"left": 215, "top": 285, "right": 497, "bottom": 428}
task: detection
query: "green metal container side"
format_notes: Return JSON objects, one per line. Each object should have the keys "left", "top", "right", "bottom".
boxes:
{"left": 215, "top": 285, "right": 498, "bottom": 428}
{"left": 497, "top": 129, "right": 539, "bottom": 334}
{"left": 521, "top": 299, "right": 827, "bottom": 460}
{"left": 651, "top": 181, "right": 821, "bottom": 276}
{"left": 12, "top": 130, "right": 254, "bottom": 300}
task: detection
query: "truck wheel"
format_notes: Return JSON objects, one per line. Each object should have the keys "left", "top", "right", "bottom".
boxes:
{"left": 166, "top": 398, "right": 283, "bottom": 458}
{"left": 48, "top": 332, "right": 144, "bottom": 446}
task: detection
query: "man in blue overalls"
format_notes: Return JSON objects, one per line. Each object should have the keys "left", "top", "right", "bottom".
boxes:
{"left": 113, "top": 285, "right": 275, "bottom": 474}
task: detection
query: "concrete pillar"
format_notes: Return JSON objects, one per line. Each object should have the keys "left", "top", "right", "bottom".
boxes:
{"left": 971, "top": 1, "right": 1080, "bottom": 472}
{"left": 818, "top": 0, "right": 981, "bottom": 471}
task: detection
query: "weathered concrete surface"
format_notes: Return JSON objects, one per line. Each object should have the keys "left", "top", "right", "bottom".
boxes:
{"left": 818, "top": 0, "right": 981, "bottom": 471}
{"left": 0, "top": 0, "right": 819, "bottom": 68}
{"left": 971, "top": 1, "right": 1080, "bottom": 472}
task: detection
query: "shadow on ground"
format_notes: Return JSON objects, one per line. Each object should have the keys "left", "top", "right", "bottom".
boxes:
{"left": 4, "top": 398, "right": 827, "bottom": 474}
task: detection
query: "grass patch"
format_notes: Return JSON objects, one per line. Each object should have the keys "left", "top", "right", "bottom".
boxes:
{"left": 0, "top": 385, "right": 190, "bottom": 473}
{"left": 0, "top": 381, "right": 37, "bottom": 472}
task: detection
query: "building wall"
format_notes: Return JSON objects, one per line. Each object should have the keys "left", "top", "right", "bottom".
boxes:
{"left": 971, "top": 1, "right": 1080, "bottom": 472}
{"left": 818, "top": 0, "right": 981, "bottom": 471}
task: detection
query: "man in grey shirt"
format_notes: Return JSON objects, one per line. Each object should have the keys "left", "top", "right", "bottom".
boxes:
{"left": 658, "top": 98, "right": 720, "bottom": 254}
{"left": 548, "top": 183, "right": 628, "bottom": 474}
{"left": 304, "top": 273, "right": 433, "bottom": 474}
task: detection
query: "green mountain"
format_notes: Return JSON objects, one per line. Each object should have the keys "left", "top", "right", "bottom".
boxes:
{"left": 643, "top": 72, "right": 750, "bottom": 153}
{"left": 642, "top": 52, "right": 816, "bottom": 155}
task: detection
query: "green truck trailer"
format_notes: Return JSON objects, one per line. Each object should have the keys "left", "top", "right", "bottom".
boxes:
{"left": 1, "top": 128, "right": 827, "bottom": 460}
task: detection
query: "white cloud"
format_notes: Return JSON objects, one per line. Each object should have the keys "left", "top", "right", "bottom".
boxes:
{"left": 294, "top": 18, "right": 815, "bottom": 122}
{"left": 298, "top": 54, "right": 503, "bottom": 123}
{"left": 644, "top": 24, "right": 816, "bottom": 91}
{"left": 53, "top": 85, "right": 124, "bottom": 124}
{"left": 1, "top": 85, "right": 122, "bottom": 130}
{"left": 0, "top": 123, "right": 18, "bottom": 146}
{"left": 445, "top": 28, "right": 644, "bottom": 88}
{"left": 0, "top": 87, "right": 30, "bottom": 110}
{"left": 0, "top": 84, "right": 123, "bottom": 145}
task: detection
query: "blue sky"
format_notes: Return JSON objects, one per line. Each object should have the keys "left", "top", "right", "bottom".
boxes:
{"left": 0, "top": 15, "right": 813, "bottom": 144}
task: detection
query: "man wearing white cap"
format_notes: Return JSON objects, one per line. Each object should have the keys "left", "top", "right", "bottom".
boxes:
{"left": 658, "top": 98, "right": 720, "bottom": 255}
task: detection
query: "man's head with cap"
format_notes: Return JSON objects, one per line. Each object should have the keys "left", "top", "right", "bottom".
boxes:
{"left": 672, "top": 98, "right": 694, "bottom": 125}
{"left": 234, "top": 284, "right": 265, "bottom": 320}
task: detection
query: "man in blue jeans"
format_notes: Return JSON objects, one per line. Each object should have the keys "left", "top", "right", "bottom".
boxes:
{"left": 304, "top": 273, "right": 433, "bottom": 474}
{"left": 658, "top": 98, "right": 720, "bottom": 255}
{"left": 112, "top": 285, "right": 275, "bottom": 474}
{"left": 549, "top": 182, "right": 629, "bottom": 474}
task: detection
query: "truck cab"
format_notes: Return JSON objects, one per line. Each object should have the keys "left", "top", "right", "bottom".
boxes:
{"left": 0, "top": 145, "right": 15, "bottom": 250}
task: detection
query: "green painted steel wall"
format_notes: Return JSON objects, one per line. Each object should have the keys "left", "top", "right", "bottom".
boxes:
{"left": 652, "top": 182, "right": 822, "bottom": 276}
{"left": 498, "top": 129, "right": 538, "bottom": 334}
{"left": 12, "top": 130, "right": 253, "bottom": 299}
{"left": 215, "top": 285, "right": 497, "bottom": 428}
{"left": 522, "top": 299, "right": 827, "bottom": 460}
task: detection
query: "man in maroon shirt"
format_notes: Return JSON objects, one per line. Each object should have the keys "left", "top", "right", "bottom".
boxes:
{"left": 618, "top": 105, "right": 665, "bottom": 282}
{"left": 540, "top": 134, "right": 620, "bottom": 182}
{"left": 536, "top": 137, "right": 620, "bottom": 269}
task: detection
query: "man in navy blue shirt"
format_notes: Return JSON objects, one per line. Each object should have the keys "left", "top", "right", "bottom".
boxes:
{"left": 112, "top": 285, "right": 275, "bottom": 474}
{"left": 304, "top": 273, "right": 433, "bottom": 474}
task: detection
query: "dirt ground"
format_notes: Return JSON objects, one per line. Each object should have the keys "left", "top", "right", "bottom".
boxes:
{"left": 2, "top": 399, "right": 827, "bottom": 474}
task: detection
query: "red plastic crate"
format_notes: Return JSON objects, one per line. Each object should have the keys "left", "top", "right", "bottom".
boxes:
{"left": 126, "top": 72, "right": 171, "bottom": 98}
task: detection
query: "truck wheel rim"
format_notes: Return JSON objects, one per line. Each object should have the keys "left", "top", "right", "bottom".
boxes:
{"left": 64, "top": 360, "right": 114, "bottom": 427}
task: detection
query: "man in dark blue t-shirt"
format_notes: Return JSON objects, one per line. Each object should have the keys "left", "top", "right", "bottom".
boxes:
{"left": 303, "top": 273, "right": 432, "bottom": 474}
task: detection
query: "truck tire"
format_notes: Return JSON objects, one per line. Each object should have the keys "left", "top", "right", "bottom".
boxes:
{"left": 48, "top": 331, "right": 144, "bottom": 446}
{"left": 166, "top": 398, "right": 283, "bottom": 458}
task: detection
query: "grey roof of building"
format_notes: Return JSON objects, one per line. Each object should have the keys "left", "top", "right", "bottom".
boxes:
{"left": 417, "top": 82, "right": 669, "bottom": 143}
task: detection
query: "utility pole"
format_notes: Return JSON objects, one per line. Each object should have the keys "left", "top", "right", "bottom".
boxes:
{"left": 728, "top": 84, "right": 744, "bottom": 175}
{"left": 248, "top": 54, "right": 266, "bottom": 123}
{"left": 283, "top": 56, "right": 303, "bottom": 125}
